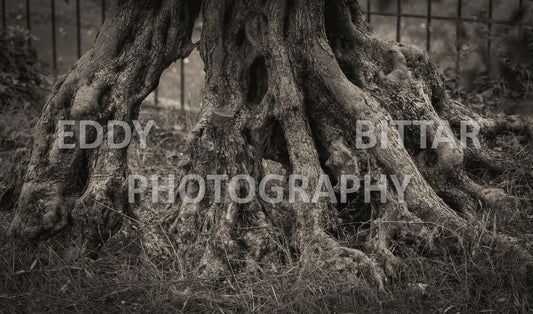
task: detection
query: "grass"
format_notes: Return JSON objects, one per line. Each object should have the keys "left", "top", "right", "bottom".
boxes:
{"left": 0, "top": 215, "right": 530, "bottom": 312}
{"left": 1, "top": 97, "right": 531, "bottom": 312}
{"left": 1, "top": 2, "right": 532, "bottom": 312}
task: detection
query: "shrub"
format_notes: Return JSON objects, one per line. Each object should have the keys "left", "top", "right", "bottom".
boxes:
{"left": 0, "top": 26, "right": 48, "bottom": 108}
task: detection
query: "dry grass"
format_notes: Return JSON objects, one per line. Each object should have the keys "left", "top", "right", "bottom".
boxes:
{"left": 1, "top": 94, "right": 532, "bottom": 312}
{"left": 0, "top": 18, "right": 532, "bottom": 310}
{"left": 0, "top": 215, "right": 530, "bottom": 312}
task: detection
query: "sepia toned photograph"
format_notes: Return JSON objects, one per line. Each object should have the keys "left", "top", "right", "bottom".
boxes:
{"left": 0, "top": 0, "right": 532, "bottom": 312}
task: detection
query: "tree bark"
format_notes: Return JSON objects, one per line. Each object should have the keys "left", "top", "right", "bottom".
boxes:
{"left": 11, "top": 0, "right": 531, "bottom": 286}
{"left": 10, "top": 0, "right": 200, "bottom": 250}
{"left": 166, "top": 0, "right": 531, "bottom": 284}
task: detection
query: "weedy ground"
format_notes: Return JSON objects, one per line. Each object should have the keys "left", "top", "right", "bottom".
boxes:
{"left": 1, "top": 6, "right": 533, "bottom": 312}
{"left": 1, "top": 88, "right": 532, "bottom": 312}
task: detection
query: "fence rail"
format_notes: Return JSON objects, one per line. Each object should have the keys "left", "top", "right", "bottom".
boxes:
{"left": 1, "top": 0, "right": 531, "bottom": 106}
{"left": 362, "top": 0, "right": 529, "bottom": 71}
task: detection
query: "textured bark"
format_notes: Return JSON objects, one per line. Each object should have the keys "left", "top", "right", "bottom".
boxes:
{"left": 166, "top": 0, "right": 531, "bottom": 285}
{"left": 10, "top": 0, "right": 200, "bottom": 249}
{"left": 11, "top": 0, "right": 531, "bottom": 286}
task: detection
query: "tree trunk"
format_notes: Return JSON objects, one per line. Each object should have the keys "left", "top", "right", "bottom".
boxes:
{"left": 10, "top": 0, "right": 200, "bottom": 250}
{"left": 11, "top": 0, "right": 531, "bottom": 285}
{"left": 166, "top": 0, "right": 531, "bottom": 284}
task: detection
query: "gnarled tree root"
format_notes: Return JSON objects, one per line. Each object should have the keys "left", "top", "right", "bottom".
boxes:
{"left": 9, "top": 0, "right": 531, "bottom": 289}
{"left": 165, "top": 0, "right": 532, "bottom": 287}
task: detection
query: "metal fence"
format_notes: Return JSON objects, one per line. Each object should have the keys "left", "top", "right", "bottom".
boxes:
{"left": 1, "top": 0, "right": 186, "bottom": 108}
{"left": 1, "top": 0, "right": 531, "bottom": 106}
{"left": 361, "top": 0, "right": 529, "bottom": 73}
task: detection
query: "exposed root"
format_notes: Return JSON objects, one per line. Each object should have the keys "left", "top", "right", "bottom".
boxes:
{"left": 10, "top": 181, "right": 72, "bottom": 240}
{"left": 160, "top": 0, "right": 533, "bottom": 288}
{"left": 301, "top": 231, "right": 385, "bottom": 289}
{"left": 12, "top": 0, "right": 530, "bottom": 292}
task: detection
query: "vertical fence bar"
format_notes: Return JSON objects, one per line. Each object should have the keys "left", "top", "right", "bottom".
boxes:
{"left": 455, "top": 0, "right": 462, "bottom": 75}
{"left": 518, "top": 0, "right": 524, "bottom": 30}
{"left": 180, "top": 59, "right": 185, "bottom": 110}
{"left": 76, "top": 0, "right": 81, "bottom": 58}
{"left": 487, "top": 0, "right": 492, "bottom": 58}
{"left": 366, "top": 0, "right": 371, "bottom": 23}
{"left": 26, "top": 0, "right": 31, "bottom": 45}
{"left": 2, "top": 0, "right": 6, "bottom": 29}
{"left": 51, "top": 0, "right": 57, "bottom": 72}
{"left": 101, "top": 0, "right": 105, "bottom": 24}
{"left": 426, "top": 0, "right": 431, "bottom": 51}
{"left": 396, "top": 0, "right": 401, "bottom": 42}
